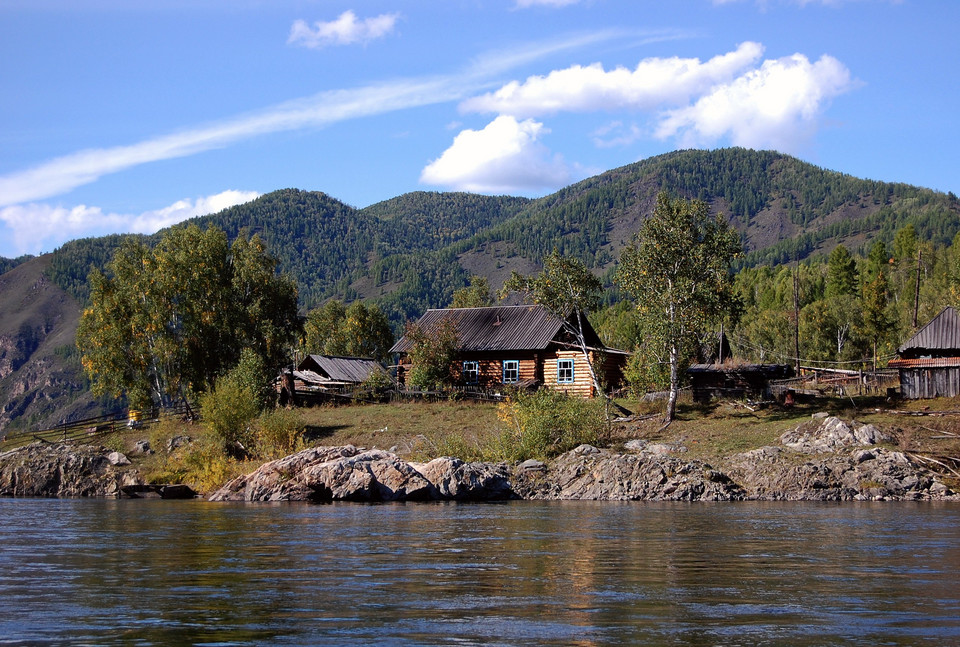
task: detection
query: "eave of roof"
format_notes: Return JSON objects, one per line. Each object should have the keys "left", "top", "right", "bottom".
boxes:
{"left": 888, "top": 357, "right": 960, "bottom": 368}
{"left": 898, "top": 306, "right": 960, "bottom": 354}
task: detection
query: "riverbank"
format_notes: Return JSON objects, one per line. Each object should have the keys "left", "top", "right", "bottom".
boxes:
{"left": 4, "top": 411, "right": 957, "bottom": 501}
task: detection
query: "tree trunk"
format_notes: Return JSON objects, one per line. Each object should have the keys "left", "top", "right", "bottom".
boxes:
{"left": 666, "top": 341, "right": 679, "bottom": 422}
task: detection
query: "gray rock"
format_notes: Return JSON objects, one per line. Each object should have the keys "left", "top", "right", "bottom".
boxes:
{"left": 106, "top": 451, "right": 130, "bottom": 466}
{"left": 209, "top": 446, "right": 515, "bottom": 503}
{"left": 623, "top": 439, "right": 647, "bottom": 452}
{"left": 167, "top": 435, "right": 192, "bottom": 452}
{"left": 416, "top": 457, "right": 515, "bottom": 501}
{"left": 134, "top": 440, "right": 153, "bottom": 455}
{"left": 517, "top": 459, "right": 547, "bottom": 472}
{"left": 0, "top": 442, "right": 142, "bottom": 497}
{"left": 572, "top": 444, "right": 601, "bottom": 455}
{"left": 513, "top": 448, "right": 744, "bottom": 501}
{"left": 780, "top": 416, "right": 889, "bottom": 453}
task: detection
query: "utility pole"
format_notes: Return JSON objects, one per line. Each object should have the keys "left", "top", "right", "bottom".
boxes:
{"left": 793, "top": 259, "right": 801, "bottom": 376}
{"left": 912, "top": 249, "right": 922, "bottom": 328}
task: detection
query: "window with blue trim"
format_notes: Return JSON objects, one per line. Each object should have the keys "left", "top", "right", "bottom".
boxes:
{"left": 463, "top": 361, "right": 479, "bottom": 384}
{"left": 557, "top": 358, "right": 575, "bottom": 383}
{"left": 502, "top": 360, "right": 519, "bottom": 383}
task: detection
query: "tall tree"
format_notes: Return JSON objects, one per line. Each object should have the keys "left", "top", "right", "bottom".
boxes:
{"left": 825, "top": 244, "right": 858, "bottom": 299}
{"left": 616, "top": 193, "right": 741, "bottom": 421}
{"left": 303, "top": 299, "right": 394, "bottom": 361}
{"left": 500, "top": 249, "right": 605, "bottom": 395}
{"left": 77, "top": 224, "right": 299, "bottom": 409}
{"left": 450, "top": 275, "right": 494, "bottom": 308}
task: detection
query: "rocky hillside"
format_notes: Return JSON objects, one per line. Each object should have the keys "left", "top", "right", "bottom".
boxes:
{"left": 0, "top": 256, "right": 111, "bottom": 435}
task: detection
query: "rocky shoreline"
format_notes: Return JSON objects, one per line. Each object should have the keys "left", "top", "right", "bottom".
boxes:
{"left": 3, "top": 415, "right": 958, "bottom": 502}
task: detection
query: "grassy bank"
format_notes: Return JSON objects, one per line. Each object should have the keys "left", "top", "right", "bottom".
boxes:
{"left": 6, "top": 393, "right": 960, "bottom": 494}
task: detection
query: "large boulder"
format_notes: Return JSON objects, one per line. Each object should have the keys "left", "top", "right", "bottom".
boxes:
{"left": 209, "top": 446, "right": 516, "bottom": 502}
{"left": 513, "top": 444, "right": 745, "bottom": 501}
{"left": 779, "top": 416, "right": 889, "bottom": 453}
{"left": 0, "top": 442, "right": 142, "bottom": 497}
{"left": 724, "top": 416, "right": 955, "bottom": 500}
{"left": 412, "top": 457, "right": 515, "bottom": 501}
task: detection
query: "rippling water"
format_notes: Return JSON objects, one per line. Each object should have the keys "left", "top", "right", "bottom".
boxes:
{"left": 1, "top": 499, "right": 958, "bottom": 646}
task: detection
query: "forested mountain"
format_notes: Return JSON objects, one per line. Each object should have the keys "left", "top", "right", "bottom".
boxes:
{"left": 1, "top": 148, "right": 958, "bottom": 432}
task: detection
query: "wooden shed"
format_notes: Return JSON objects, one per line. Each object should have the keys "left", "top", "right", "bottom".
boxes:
{"left": 889, "top": 306, "right": 960, "bottom": 399}
{"left": 279, "top": 354, "right": 391, "bottom": 405}
{"left": 390, "top": 304, "right": 627, "bottom": 397}
{"left": 687, "top": 362, "right": 794, "bottom": 403}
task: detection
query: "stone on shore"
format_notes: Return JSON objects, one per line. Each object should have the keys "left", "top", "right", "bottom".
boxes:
{"left": 0, "top": 442, "right": 142, "bottom": 497}
{"left": 209, "top": 445, "right": 515, "bottom": 502}
{"left": 512, "top": 444, "right": 745, "bottom": 501}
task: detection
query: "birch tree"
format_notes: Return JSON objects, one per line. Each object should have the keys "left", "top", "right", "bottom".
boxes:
{"left": 616, "top": 193, "right": 741, "bottom": 421}
{"left": 77, "top": 224, "right": 299, "bottom": 409}
{"left": 500, "top": 250, "right": 605, "bottom": 395}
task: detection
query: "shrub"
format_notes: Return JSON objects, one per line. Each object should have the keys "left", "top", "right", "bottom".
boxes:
{"left": 254, "top": 408, "right": 306, "bottom": 460}
{"left": 491, "top": 389, "right": 608, "bottom": 462}
{"left": 201, "top": 378, "right": 259, "bottom": 456}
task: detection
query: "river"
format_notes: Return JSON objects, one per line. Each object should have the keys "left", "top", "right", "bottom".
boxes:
{"left": 1, "top": 499, "right": 958, "bottom": 646}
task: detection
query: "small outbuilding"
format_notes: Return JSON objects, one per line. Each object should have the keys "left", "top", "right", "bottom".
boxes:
{"left": 889, "top": 306, "right": 960, "bottom": 399}
{"left": 687, "top": 362, "right": 794, "bottom": 404}
{"left": 279, "top": 354, "right": 391, "bottom": 405}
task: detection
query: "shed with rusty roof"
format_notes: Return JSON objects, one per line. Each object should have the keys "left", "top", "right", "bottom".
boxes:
{"left": 889, "top": 307, "right": 960, "bottom": 398}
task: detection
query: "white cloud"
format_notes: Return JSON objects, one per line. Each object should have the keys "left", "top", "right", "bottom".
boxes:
{"left": 655, "top": 53, "right": 852, "bottom": 150}
{"left": 420, "top": 116, "right": 575, "bottom": 194}
{"left": 461, "top": 41, "right": 764, "bottom": 117}
{"left": 288, "top": 11, "right": 400, "bottom": 49}
{"left": 0, "top": 190, "right": 259, "bottom": 256}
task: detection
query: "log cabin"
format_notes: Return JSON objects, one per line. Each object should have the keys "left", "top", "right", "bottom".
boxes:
{"left": 389, "top": 304, "right": 627, "bottom": 397}
{"left": 889, "top": 306, "right": 960, "bottom": 399}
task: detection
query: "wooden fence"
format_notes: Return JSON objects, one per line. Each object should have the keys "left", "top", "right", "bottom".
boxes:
{"left": 1, "top": 402, "right": 197, "bottom": 450}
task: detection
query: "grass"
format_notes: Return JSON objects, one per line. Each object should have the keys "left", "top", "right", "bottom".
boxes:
{"left": 6, "top": 392, "right": 960, "bottom": 494}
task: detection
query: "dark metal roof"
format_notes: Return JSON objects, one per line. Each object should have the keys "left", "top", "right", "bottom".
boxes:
{"left": 390, "top": 304, "right": 601, "bottom": 354}
{"left": 898, "top": 307, "right": 960, "bottom": 354}
{"left": 298, "top": 355, "right": 387, "bottom": 384}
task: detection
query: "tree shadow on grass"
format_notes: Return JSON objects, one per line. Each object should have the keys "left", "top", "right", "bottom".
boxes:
{"left": 303, "top": 424, "right": 350, "bottom": 442}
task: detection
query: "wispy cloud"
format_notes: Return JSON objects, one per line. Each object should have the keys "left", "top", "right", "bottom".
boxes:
{"left": 0, "top": 190, "right": 259, "bottom": 256}
{"left": 288, "top": 11, "right": 401, "bottom": 49}
{"left": 0, "top": 31, "right": 621, "bottom": 210}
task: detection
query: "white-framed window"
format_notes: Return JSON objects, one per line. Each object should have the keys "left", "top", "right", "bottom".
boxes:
{"left": 557, "top": 358, "right": 575, "bottom": 384}
{"left": 463, "top": 361, "right": 479, "bottom": 384}
{"left": 502, "top": 360, "right": 520, "bottom": 384}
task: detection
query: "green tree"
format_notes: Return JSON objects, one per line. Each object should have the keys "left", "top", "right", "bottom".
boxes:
{"left": 825, "top": 244, "right": 858, "bottom": 299}
{"left": 405, "top": 319, "right": 459, "bottom": 390}
{"left": 77, "top": 224, "right": 299, "bottom": 409}
{"left": 616, "top": 193, "right": 741, "bottom": 421}
{"left": 450, "top": 275, "right": 494, "bottom": 308}
{"left": 861, "top": 270, "right": 893, "bottom": 368}
{"left": 500, "top": 249, "right": 605, "bottom": 394}
{"left": 303, "top": 299, "right": 394, "bottom": 361}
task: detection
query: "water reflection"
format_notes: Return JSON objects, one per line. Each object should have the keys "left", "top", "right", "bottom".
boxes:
{"left": 0, "top": 499, "right": 958, "bottom": 646}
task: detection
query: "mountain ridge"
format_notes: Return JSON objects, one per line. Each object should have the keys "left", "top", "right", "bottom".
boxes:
{"left": 1, "top": 147, "right": 958, "bottom": 433}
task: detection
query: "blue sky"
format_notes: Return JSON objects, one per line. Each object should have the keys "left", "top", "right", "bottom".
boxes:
{"left": 1, "top": 0, "right": 957, "bottom": 258}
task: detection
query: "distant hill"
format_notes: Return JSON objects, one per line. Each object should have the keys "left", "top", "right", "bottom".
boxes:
{"left": 1, "top": 148, "right": 958, "bottom": 433}
{"left": 0, "top": 255, "right": 113, "bottom": 434}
